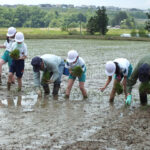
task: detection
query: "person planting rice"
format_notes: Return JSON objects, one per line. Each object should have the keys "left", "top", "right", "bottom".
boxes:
{"left": 0, "top": 27, "right": 16, "bottom": 84}
{"left": 31, "top": 54, "right": 65, "bottom": 98}
{"left": 65, "top": 50, "right": 87, "bottom": 99}
{"left": 7, "top": 32, "right": 27, "bottom": 91}
{"left": 100, "top": 58, "right": 132, "bottom": 103}
{"left": 126, "top": 55, "right": 150, "bottom": 106}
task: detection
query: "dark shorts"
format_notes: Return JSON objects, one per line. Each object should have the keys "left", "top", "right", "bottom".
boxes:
{"left": 9, "top": 60, "right": 25, "bottom": 78}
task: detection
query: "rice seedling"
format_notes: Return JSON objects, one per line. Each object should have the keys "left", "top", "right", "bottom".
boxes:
{"left": 115, "top": 82, "right": 123, "bottom": 95}
{"left": 10, "top": 49, "right": 20, "bottom": 60}
{"left": 72, "top": 66, "right": 83, "bottom": 77}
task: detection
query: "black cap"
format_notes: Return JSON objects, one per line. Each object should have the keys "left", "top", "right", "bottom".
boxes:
{"left": 138, "top": 63, "right": 150, "bottom": 82}
{"left": 31, "top": 56, "right": 42, "bottom": 72}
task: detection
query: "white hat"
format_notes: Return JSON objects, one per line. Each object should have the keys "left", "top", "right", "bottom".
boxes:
{"left": 7, "top": 27, "right": 16, "bottom": 37}
{"left": 105, "top": 61, "right": 116, "bottom": 76}
{"left": 15, "top": 32, "right": 24, "bottom": 42}
{"left": 67, "top": 50, "right": 78, "bottom": 63}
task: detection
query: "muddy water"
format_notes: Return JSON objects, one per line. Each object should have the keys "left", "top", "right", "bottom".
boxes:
{"left": 0, "top": 39, "right": 150, "bottom": 149}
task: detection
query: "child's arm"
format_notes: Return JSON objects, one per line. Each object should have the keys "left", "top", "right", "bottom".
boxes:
{"left": 19, "top": 43, "right": 28, "bottom": 60}
{"left": 100, "top": 76, "right": 112, "bottom": 92}
{"left": 0, "top": 45, "right": 6, "bottom": 48}
{"left": 19, "top": 55, "right": 27, "bottom": 60}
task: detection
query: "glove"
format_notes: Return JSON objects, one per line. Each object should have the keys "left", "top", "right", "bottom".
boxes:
{"left": 125, "top": 94, "right": 132, "bottom": 105}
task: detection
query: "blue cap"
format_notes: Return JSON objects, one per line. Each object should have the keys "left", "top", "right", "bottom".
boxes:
{"left": 138, "top": 63, "right": 150, "bottom": 82}
{"left": 31, "top": 56, "right": 42, "bottom": 72}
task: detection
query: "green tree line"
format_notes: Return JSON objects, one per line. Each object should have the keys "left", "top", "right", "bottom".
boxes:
{"left": 0, "top": 5, "right": 148, "bottom": 29}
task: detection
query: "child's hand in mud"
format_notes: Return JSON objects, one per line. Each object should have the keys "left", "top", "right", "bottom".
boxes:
{"left": 37, "top": 90, "right": 42, "bottom": 97}
{"left": 100, "top": 87, "right": 105, "bottom": 92}
{"left": 46, "top": 80, "right": 53, "bottom": 84}
{"left": 36, "top": 87, "right": 42, "bottom": 97}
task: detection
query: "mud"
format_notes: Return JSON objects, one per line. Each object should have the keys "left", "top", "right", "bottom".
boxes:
{"left": 0, "top": 39, "right": 150, "bottom": 150}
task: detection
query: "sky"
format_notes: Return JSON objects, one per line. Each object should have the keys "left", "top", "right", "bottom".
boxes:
{"left": 0, "top": 0, "right": 150, "bottom": 9}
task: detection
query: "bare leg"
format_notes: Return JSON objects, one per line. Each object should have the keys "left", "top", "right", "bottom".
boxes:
{"left": 123, "top": 85, "right": 127, "bottom": 99}
{"left": 12, "top": 75, "right": 15, "bottom": 84}
{"left": 0, "top": 59, "right": 6, "bottom": 84}
{"left": 65, "top": 79, "right": 75, "bottom": 98}
{"left": 17, "top": 77, "right": 22, "bottom": 91}
{"left": 7, "top": 72, "right": 13, "bottom": 90}
{"left": 109, "top": 79, "right": 119, "bottom": 102}
{"left": 79, "top": 82, "right": 87, "bottom": 98}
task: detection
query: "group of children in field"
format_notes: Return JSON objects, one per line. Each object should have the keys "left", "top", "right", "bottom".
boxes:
{"left": 0, "top": 26, "right": 134, "bottom": 104}
{"left": 0, "top": 27, "right": 88, "bottom": 99}
{"left": 0, "top": 27, "right": 27, "bottom": 92}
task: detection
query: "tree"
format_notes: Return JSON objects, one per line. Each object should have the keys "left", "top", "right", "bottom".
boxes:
{"left": 14, "top": 6, "right": 31, "bottom": 27}
{"left": 120, "top": 17, "right": 136, "bottom": 29}
{"left": 145, "top": 13, "right": 150, "bottom": 32}
{"left": 86, "top": 17, "right": 96, "bottom": 35}
{"left": 77, "top": 13, "right": 86, "bottom": 34}
{"left": 95, "top": 7, "right": 108, "bottom": 35}
{"left": 111, "top": 11, "right": 128, "bottom": 26}
{"left": 87, "top": 6, "right": 108, "bottom": 35}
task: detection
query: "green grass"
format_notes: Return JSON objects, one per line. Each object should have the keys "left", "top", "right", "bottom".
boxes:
{"left": 0, "top": 28, "right": 132, "bottom": 36}
{"left": 107, "top": 29, "right": 131, "bottom": 36}
{"left": 0, "top": 28, "right": 150, "bottom": 41}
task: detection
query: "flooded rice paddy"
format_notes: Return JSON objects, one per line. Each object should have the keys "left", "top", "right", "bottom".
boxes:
{"left": 0, "top": 39, "right": 150, "bottom": 149}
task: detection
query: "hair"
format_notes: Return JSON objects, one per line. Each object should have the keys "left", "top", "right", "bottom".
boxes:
{"left": 114, "top": 62, "right": 120, "bottom": 76}
{"left": 6, "top": 36, "right": 9, "bottom": 43}
{"left": 6, "top": 34, "right": 16, "bottom": 43}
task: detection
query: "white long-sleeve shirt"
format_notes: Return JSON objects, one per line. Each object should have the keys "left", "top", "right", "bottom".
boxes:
{"left": 33, "top": 54, "right": 62, "bottom": 87}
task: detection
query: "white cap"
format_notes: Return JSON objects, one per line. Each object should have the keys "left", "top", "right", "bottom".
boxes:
{"left": 105, "top": 61, "right": 116, "bottom": 76}
{"left": 15, "top": 32, "right": 24, "bottom": 42}
{"left": 7, "top": 27, "right": 16, "bottom": 37}
{"left": 67, "top": 50, "right": 78, "bottom": 63}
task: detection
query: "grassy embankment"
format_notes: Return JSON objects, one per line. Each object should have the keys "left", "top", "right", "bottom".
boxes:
{"left": 0, "top": 28, "right": 150, "bottom": 41}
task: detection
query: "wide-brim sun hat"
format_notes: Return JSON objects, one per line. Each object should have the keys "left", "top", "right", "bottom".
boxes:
{"left": 67, "top": 50, "right": 78, "bottom": 63}
{"left": 15, "top": 32, "right": 24, "bottom": 42}
{"left": 105, "top": 61, "right": 116, "bottom": 76}
{"left": 7, "top": 27, "right": 16, "bottom": 37}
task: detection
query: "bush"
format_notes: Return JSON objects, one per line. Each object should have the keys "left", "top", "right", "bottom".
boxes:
{"left": 61, "top": 26, "right": 68, "bottom": 31}
{"left": 72, "top": 66, "right": 83, "bottom": 77}
{"left": 138, "top": 29, "right": 147, "bottom": 37}
{"left": 68, "top": 29, "right": 80, "bottom": 35}
{"left": 131, "top": 29, "right": 137, "bottom": 37}
{"left": 10, "top": 49, "right": 20, "bottom": 60}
